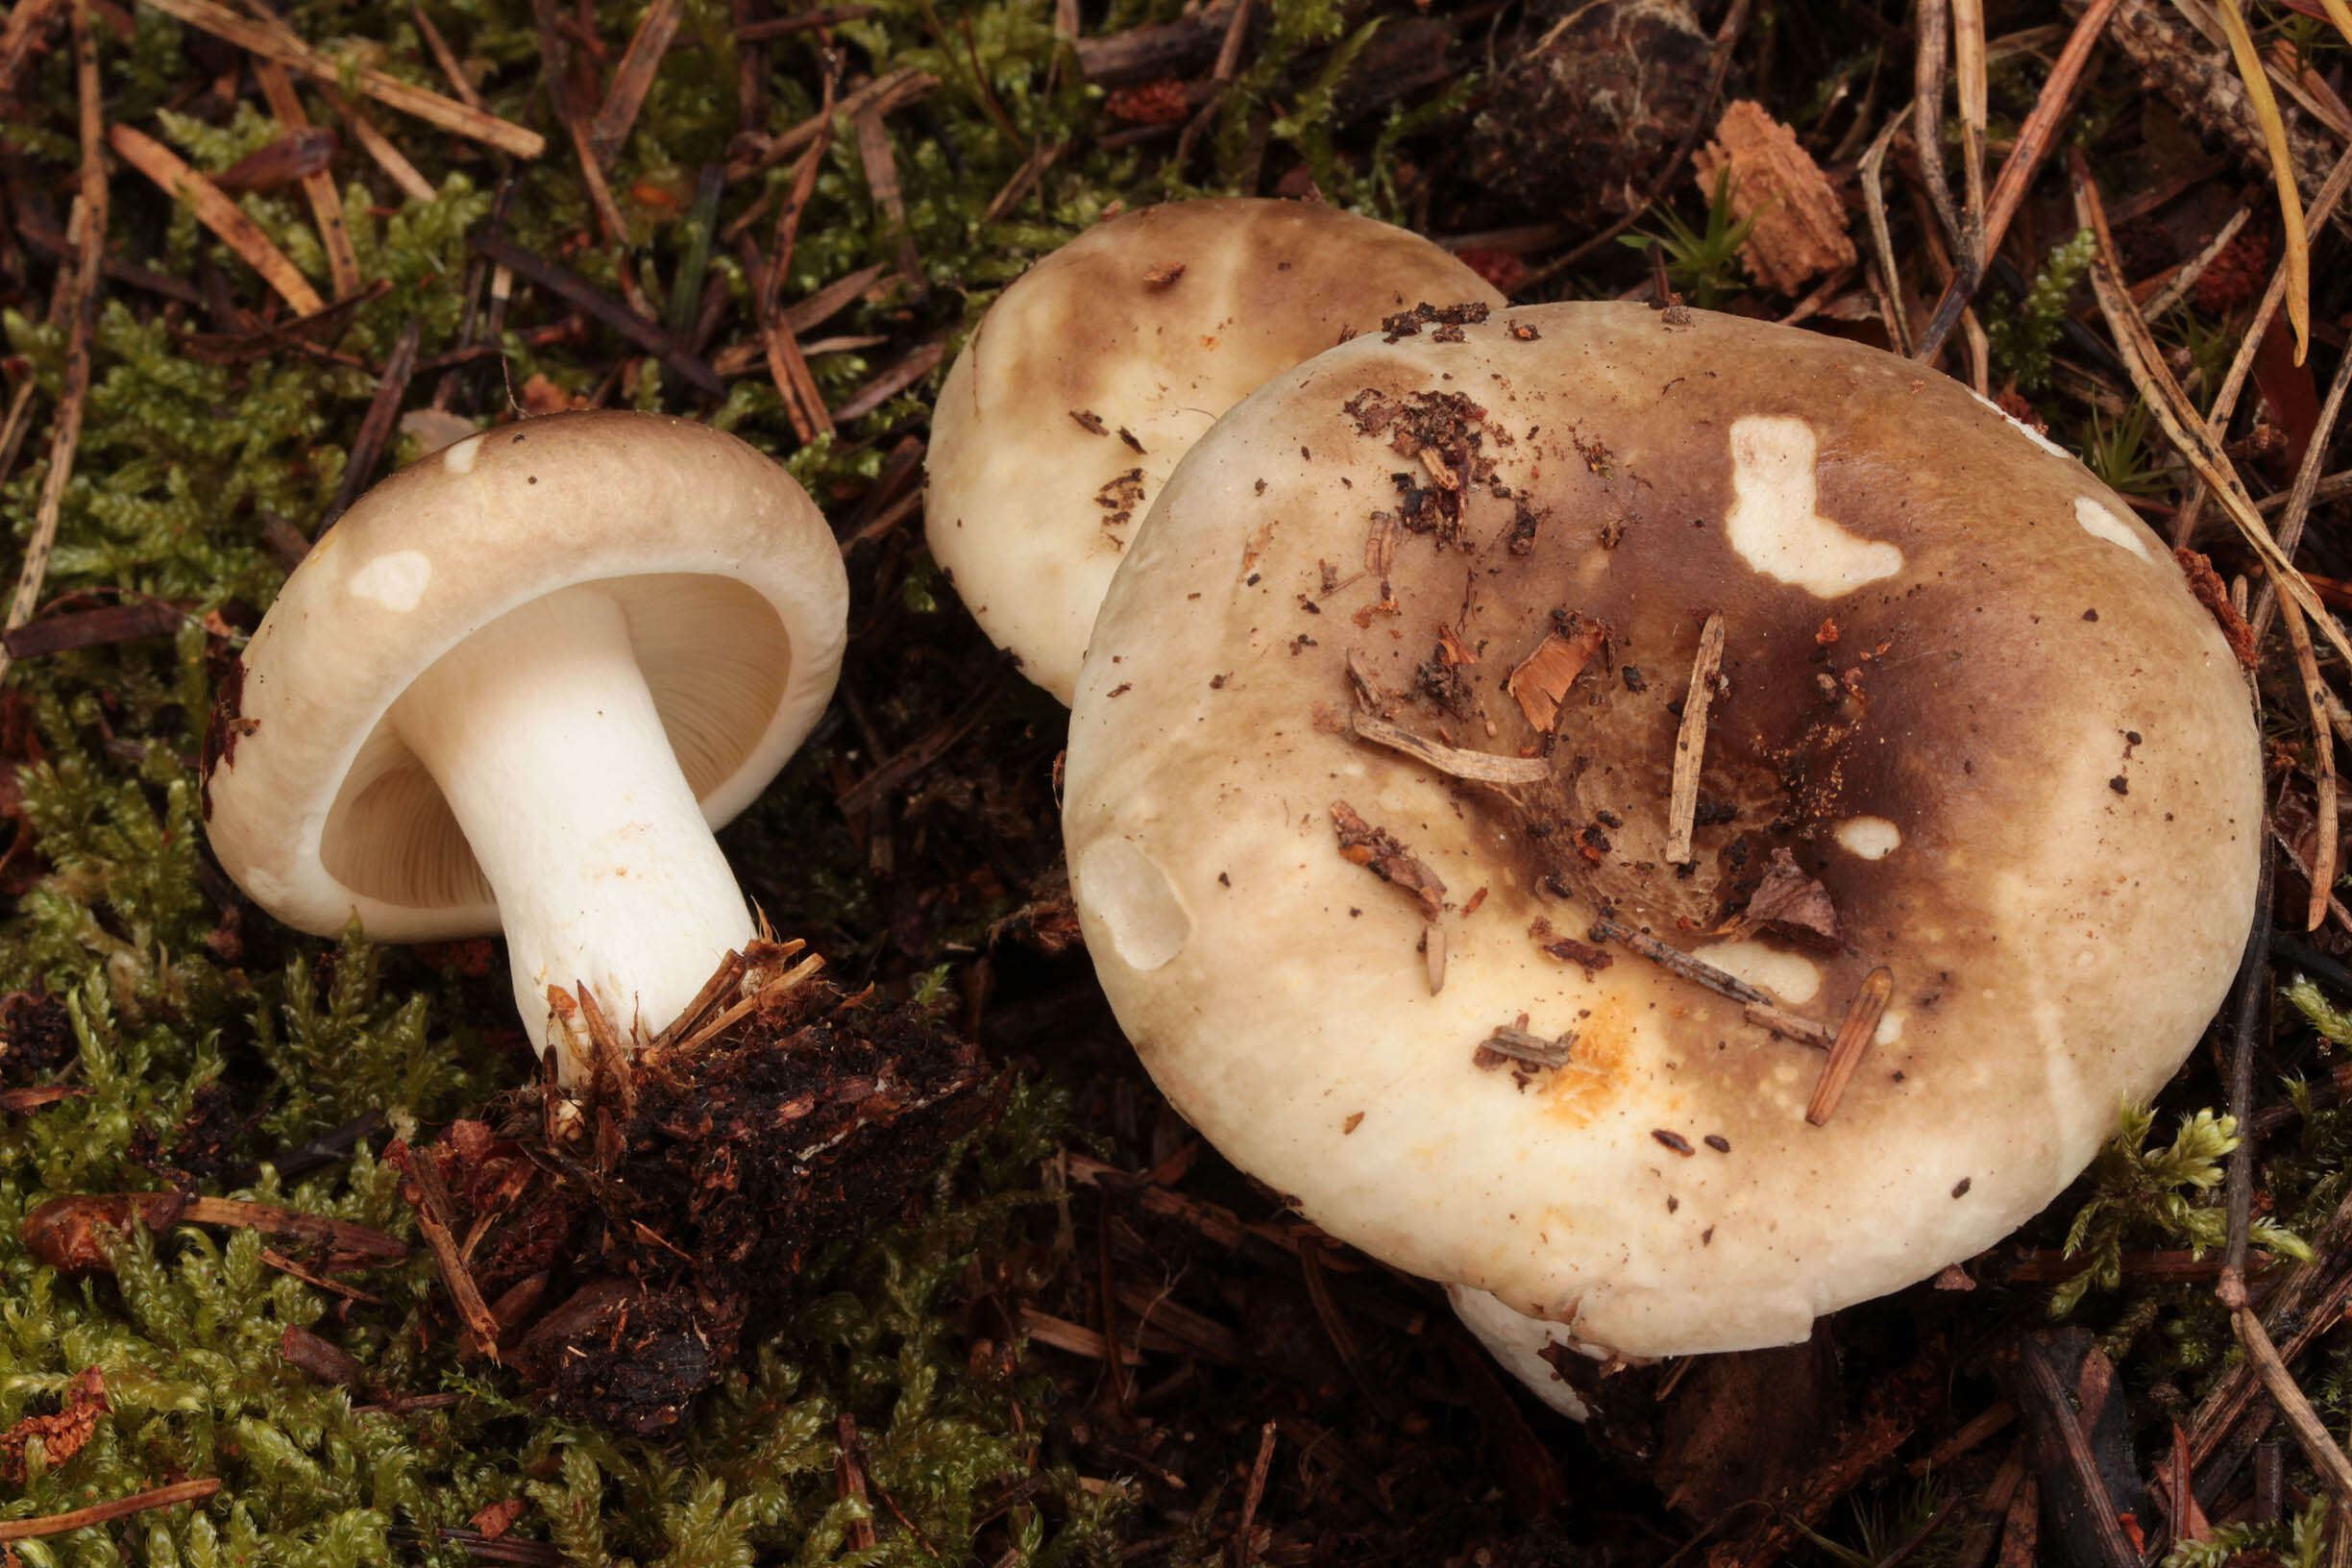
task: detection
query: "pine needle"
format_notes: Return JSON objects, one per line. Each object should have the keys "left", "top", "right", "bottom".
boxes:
{"left": 2214, "top": 0, "right": 2312, "bottom": 364}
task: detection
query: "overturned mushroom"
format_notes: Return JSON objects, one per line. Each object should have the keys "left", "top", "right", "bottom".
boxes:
{"left": 203, "top": 411, "right": 847, "bottom": 1077}
{"left": 1062, "top": 304, "right": 2258, "bottom": 1413}
{"left": 925, "top": 197, "right": 1505, "bottom": 702}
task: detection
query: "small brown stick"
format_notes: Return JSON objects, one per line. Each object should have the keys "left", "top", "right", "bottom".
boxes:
{"left": 1477, "top": 1024, "right": 1582, "bottom": 1070}
{"left": 834, "top": 1414, "right": 879, "bottom": 1551}
{"left": 749, "top": 70, "right": 838, "bottom": 442}
{"left": 318, "top": 316, "right": 420, "bottom": 532}
{"left": 0, "top": 1, "right": 108, "bottom": 692}
{"left": 982, "top": 139, "right": 1065, "bottom": 225}
{"left": 0, "top": 1479, "right": 220, "bottom": 1540}
{"left": 831, "top": 338, "right": 944, "bottom": 424}
{"left": 471, "top": 229, "right": 723, "bottom": 397}
{"left": 327, "top": 94, "right": 438, "bottom": 202}
{"left": 385, "top": 1142, "right": 502, "bottom": 1359}
{"left": 2071, "top": 154, "right": 2352, "bottom": 672}
{"left": 1664, "top": 612, "right": 1725, "bottom": 865}
{"left": 2229, "top": 1302, "right": 2352, "bottom": 1505}
{"left": 588, "top": 0, "right": 681, "bottom": 166}
{"left": 1349, "top": 711, "right": 1551, "bottom": 785}
{"left": 108, "top": 123, "right": 324, "bottom": 315}
{"left": 0, "top": 0, "right": 67, "bottom": 95}
{"left": 1857, "top": 115, "right": 1915, "bottom": 355}
{"left": 260, "top": 1245, "right": 386, "bottom": 1305}
{"left": 1742, "top": 1000, "right": 1835, "bottom": 1048}
{"left": 140, "top": 0, "right": 546, "bottom": 158}
{"left": 725, "top": 67, "right": 938, "bottom": 179}
{"left": 0, "top": 599, "right": 184, "bottom": 659}
{"left": 1017, "top": 1306, "right": 1143, "bottom": 1364}
{"left": 1912, "top": 0, "right": 1963, "bottom": 255}
{"left": 0, "top": 381, "right": 39, "bottom": 491}
{"left": 2137, "top": 205, "right": 2253, "bottom": 318}
{"left": 410, "top": 3, "right": 483, "bottom": 110}
{"left": 251, "top": 61, "right": 360, "bottom": 299}
{"left": 1231, "top": 1421, "right": 1277, "bottom": 1567}
{"left": 1952, "top": 0, "right": 1989, "bottom": 257}
{"left": 1805, "top": 966, "right": 1893, "bottom": 1125}
{"left": 1917, "top": 0, "right": 2122, "bottom": 360}
{"left": 1589, "top": 918, "right": 1766, "bottom": 1007}
{"left": 2283, "top": 600, "right": 2338, "bottom": 932}
{"left": 736, "top": 4, "right": 874, "bottom": 37}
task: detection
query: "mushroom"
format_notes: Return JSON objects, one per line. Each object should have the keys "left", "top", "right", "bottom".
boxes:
{"left": 203, "top": 411, "right": 847, "bottom": 1077}
{"left": 925, "top": 197, "right": 1506, "bottom": 702}
{"left": 1061, "top": 303, "right": 2259, "bottom": 1409}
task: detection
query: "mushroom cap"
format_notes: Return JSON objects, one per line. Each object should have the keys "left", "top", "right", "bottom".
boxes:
{"left": 204, "top": 410, "right": 847, "bottom": 943}
{"left": 1063, "top": 303, "right": 2260, "bottom": 1359}
{"left": 925, "top": 197, "right": 1506, "bottom": 702}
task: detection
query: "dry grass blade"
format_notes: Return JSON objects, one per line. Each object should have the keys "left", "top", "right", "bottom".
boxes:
{"left": 108, "top": 123, "right": 324, "bottom": 314}
{"left": 1912, "top": 0, "right": 1963, "bottom": 254}
{"left": 2322, "top": 0, "right": 2352, "bottom": 47}
{"left": 1952, "top": 0, "right": 1989, "bottom": 252}
{"left": 2070, "top": 153, "right": 2352, "bottom": 672}
{"left": 1858, "top": 115, "right": 1915, "bottom": 355}
{"left": 2212, "top": 0, "right": 2311, "bottom": 361}
{"left": 1918, "top": 0, "right": 2121, "bottom": 359}
{"left": 140, "top": 0, "right": 545, "bottom": 157}
{"left": 0, "top": 0, "right": 108, "bottom": 692}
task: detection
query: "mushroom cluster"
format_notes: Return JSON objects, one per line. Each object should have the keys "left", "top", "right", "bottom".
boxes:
{"left": 203, "top": 411, "right": 847, "bottom": 1078}
{"left": 926, "top": 197, "right": 1505, "bottom": 702}
{"left": 1060, "top": 302, "right": 2260, "bottom": 1412}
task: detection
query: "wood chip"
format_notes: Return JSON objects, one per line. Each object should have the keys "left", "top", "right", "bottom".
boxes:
{"left": 1804, "top": 966, "right": 1892, "bottom": 1126}
{"left": 1664, "top": 612, "right": 1726, "bottom": 864}
{"left": 1349, "top": 711, "right": 1551, "bottom": 785}
{"left": 1475, "top": 1024, "right": 1580, "bottom": 1070}
{"left": 1331, "top": 800, "right": 1445, "bottom": 918}
{"left": 1423, "top": 923, "right": 1445, "bottom": 993}
{"left": 1691, "top": 101, "right": 1856, "bottom": 292}
{"left": 1506, "top": 619, "right": 1605, "bottom": 732}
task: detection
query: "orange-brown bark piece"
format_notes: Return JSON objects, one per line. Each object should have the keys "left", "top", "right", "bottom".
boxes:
{"left": 1507, "top": 621, "right": 1605, "bottom": 732}
{"left": 1331, "top": 801, "right": 1446, "bottom": 918}
{"left": 1692, "top": 100, "right": 1857, "bottom": 293}
{"left": 0, "top": 1367, "right": 106, "bottom": 1483}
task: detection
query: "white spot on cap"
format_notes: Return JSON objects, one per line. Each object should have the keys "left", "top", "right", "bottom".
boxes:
{"left": 2074, "top": 496, "right": 2149, "bottom": 559}
{"left": 1834, "top": 816, "right": 1902, "bottom": 859}
{"left": 1076, "top": 838, "right": 1191, "bottom": 971}
{"left": 1874, "top": 1010, "right": 1905, "bottom": 1046}
{"left": 1970, "top": 389, "right": 2073, "bottom": 461}
{"left": 443, "top": 433, "right": 484, "bottom": 475}
{"left": 1726, "top": 416, "right": 1904, "bottom": 598}
{"left": 1693, "top": 939, "right": 1822, "bottom": 1004}
{"left": 347, "top": 550, "right": 432, "bottom": 612}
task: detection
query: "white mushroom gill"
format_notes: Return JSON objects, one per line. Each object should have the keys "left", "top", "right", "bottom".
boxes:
{"left": 389, "top": 582, "right": 753, "bottom": 1063}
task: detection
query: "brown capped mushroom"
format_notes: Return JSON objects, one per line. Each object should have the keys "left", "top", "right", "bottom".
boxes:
{"left": 203, "top": 411, "right": 846, "bottom": 1077}
{"left": 1061, "top": 303, "right": 2259, "bottom": 1409}
{"left": 925, "top": 197, "right": 1506, "bottom": 702}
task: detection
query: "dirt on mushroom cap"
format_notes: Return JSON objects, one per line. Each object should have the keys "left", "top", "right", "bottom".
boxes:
{"left": 1061, "top": 302, "right": 2260, "bottom": 1359}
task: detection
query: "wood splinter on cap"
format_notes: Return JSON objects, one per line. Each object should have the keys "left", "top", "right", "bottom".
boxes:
{"left": 1592, "top": 916, "right": 1836, "bottom": 1048}
{"left": 1350, "top": 711, "right": 1552, "bottom": 785}
{"left": 1805, "top": 966, "right": 1894, "bottom": 1126}
{"left": 1664, "top": 612, "right": 1727, "bottom": 866}
{"left": 1423, "top": 923, "right": 1447, "bottom": 993}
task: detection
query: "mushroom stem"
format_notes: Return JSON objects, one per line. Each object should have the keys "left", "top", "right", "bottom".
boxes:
{"left": 390, "top": 583, "right": 754, "bottom": 1068}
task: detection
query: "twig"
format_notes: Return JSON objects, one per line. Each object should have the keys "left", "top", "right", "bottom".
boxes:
{"left": 319, "top": 316, "right": 420, "bottom": 530}
{"left": 1230, "top": 1421, "right": 1277, "bottom": 1567}
{"left": 0, "top": 0, "right": 107, "bottom": 693}
{"left": 2220, "top": 839, "right": 2276, "bottom": 1286}
{"left": 1349, "top": 711, "right": 1551, "bottom": 785}
{"left": 108, "top": 123, "right": 324, "bottom": 315}
{"left": 0, "top": 1480, "right": 220, "bottom": 1540}
{"left": 139, "top": 0, "right": 546, "bottom": 157}
{"left": 385, "top": 1141, "right": 502, "bottom": 1360}
{"left": 1805, "top": 966, "right": 1893, "bottom": 1126}
{"left": 2284, "top": 600, "right": 2338, "bottom": 933}
{"left": 327, "top": 92, "right": 439, "bottom": 202}
{"left": 469, "top": 228, "right": 723, "bottom": 396}
{"left": 588, "top": 0, "right": 680, "bottom": 165}
{"left": 750, "top": 67, "right": 838, "bottom": 443}
{"left": 0, "top": 0, "right": 67, "bottom": 95}
{"left": 410, "top": 2, "right": 483, "bottom": 110}
{"left": 724, "top": 67, "right": 937, "bottom": 180}
{"left": 1664, "top": 612, "right": 1725, "bottom": 865}
{"left": 0, "top": 599, "right": 184, "bottom": 659}
{"left": 2228, "top": 1304, "right": 2352, "bottom": 1505}
{"left": 2250, "top": 328, "right": 2352, "bottom": 648}
{"left": 2138, "top": 205, "right": 2252, "bottom": 319}
{"left": 2071, "top": 153, "right": 2352, "bottom": 672}
{"left": 1858, "top": 115, "right": 1916, "bottom": 355}
{"left": 1918, "top": 0, "right": 2122, "bottom": 359}
{"left": 1585, "top": 916, "right": 1828, "bottom": 1044}
{"left": 830, "top": 338, "right": 943, "bottom": 423}
{"left": 1912, "top": 0, "right": 1964, "bottom": 255}
{"left": 251, "top": 62, "right": 360, "bottom": 299}
{"left": 736, "top": 4, "right": 874, "bottom": 37}
{"left": 1953, "top": 0, "right": 1989, "bottom": 261}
